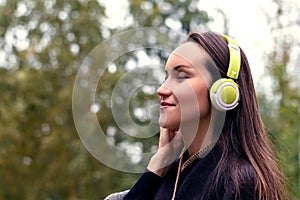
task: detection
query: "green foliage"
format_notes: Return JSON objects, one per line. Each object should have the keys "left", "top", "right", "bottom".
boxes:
{"left": 129, "top": 0, "right": 209, "bottom": 33}
{"left": 257, "top": 1, "right": 300, "bottom": 198}
{"left": 0, "top": 0, "right": 211, "bottom": 199}
{"left": 258, "top": 62, "right": 300, "bottom": 199}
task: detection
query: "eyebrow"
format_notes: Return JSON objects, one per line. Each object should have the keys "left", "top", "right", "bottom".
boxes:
{"left": 173, "top": 65, "right": 191, "bottom": 71}
{"left": 164, "top": 65, "right": 192, "bottom": 75}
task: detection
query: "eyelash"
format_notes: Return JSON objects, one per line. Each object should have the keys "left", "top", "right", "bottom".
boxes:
{"left": 176, "top": 75, "right": 189, "bottom": 79}
{"left": 176, "top": 71, "right": 190, "bottom": 79}
{"left": 162, "top": 74, "right": 189, "bottom": 82}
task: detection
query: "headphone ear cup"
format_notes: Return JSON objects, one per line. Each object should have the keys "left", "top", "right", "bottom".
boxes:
{"left": 210, "top": 78, "right": 240, "bottom": 111}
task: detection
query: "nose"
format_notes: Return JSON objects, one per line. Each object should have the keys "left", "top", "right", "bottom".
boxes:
{"left": 157, "top": 84, "right": 172, "bottom": 98}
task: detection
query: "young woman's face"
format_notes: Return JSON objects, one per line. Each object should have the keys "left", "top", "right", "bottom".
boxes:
{"left": 157, "top": 42, "right": 213, "bottom": 130}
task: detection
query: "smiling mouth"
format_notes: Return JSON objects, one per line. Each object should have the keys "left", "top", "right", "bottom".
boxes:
{"left": 160, "top": 102, "right": 176, "bottom": 107}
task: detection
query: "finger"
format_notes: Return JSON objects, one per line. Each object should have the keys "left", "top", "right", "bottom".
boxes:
{"left": 158, "top": 127, "right": 177, "bottom": 147}
{"left": 170, "top": 130, "right": 184, "bottom": 151}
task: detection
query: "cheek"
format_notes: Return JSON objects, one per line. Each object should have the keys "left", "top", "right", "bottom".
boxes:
{"left": 197, "top": 90, "right": 211, "bottom": 116}
{"left": 172, "top": 88, "right": 196, "bottom": 118}
{"left": 175, "top": 82, "right": 210, "bottom": 118}
{"left": 194, "top": 81, "right": 211, "bottom": 116}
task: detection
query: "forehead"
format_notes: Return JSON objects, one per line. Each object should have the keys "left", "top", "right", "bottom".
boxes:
{"left": 166, "top": 42, "right": 220, "bottom": 83}
{"left": 166, "top": 42, "right": 211, "bottom": 69}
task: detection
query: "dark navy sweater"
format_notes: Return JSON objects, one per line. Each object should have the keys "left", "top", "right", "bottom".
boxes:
{"left": 124, "top": 146, "right": 256, "bottom": 200}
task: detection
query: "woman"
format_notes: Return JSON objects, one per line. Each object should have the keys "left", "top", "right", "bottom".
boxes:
{"left": 107, "top": 32, "right": 288, "bottom": 200}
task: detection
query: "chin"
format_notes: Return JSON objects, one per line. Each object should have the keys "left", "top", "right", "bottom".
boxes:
{"left": 158, "top": 117, "right": 180, "bottom": 130}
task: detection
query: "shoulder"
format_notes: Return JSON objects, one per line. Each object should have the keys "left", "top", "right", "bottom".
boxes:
{"left": 223, "top": 157, "right": 257, "bottom": 199}
{"left": 233, "top": 158, "right": 256, "bottom": 182}
{"left": 123, "top": 170, "right": 164, "bottom": 200}
{"left": 193, "top": 148, "right": 258, "bottom": 200}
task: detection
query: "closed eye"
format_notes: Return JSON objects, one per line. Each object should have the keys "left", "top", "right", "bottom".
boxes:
{"left": 176, "top": 72, "right": 189, "bottom": 80}
{"left": 176, "top": 75, "right": 189, "bottom": 79}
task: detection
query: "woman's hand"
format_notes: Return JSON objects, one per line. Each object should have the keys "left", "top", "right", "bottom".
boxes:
{"left": 147, "top": 127, "right": 184, "bottom": 177}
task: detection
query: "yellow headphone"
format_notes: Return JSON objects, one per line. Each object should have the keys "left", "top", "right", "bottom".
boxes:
{"left": 209, "top": 34, "right": 241, "bottom": 111}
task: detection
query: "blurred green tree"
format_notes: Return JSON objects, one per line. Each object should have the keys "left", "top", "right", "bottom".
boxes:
{"left": 257, "top": 0, "right": 300, "bottom": 198}
{"left": 129, "top": 0, "right": 209, "bottom": 33}
{"left": 0, "top": 0, "right": 211, "bottom": 199}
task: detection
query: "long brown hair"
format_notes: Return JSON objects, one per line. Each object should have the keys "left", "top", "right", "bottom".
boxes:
{"left": 186, "top": 32, "right": 288, "bottom": 200}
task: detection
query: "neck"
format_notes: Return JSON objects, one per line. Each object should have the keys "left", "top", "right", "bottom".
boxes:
{"left": 181, "top": 111, "right": 215, "bottom": 157}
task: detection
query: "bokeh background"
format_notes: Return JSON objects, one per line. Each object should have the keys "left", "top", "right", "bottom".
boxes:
{"left": 0, "top": 0, "right": 299, "bottom": 199}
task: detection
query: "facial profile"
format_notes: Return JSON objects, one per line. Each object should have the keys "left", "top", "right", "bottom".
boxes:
{"left": 157, "top": 42, "right": 215, "bottom": 131}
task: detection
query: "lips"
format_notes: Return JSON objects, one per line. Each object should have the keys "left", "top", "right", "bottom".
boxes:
{"left": 160, "top": 101, "right": 176, "bottom": 108}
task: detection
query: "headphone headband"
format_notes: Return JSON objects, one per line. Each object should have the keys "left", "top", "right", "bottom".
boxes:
{"left": 221, "top": 34, "right": 241, "bottom": 80}
{"left": 209, "top": 34, "right": 241, "bottom": 111}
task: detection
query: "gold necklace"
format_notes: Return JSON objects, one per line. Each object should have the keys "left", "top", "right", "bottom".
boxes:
{"left": 171, "top": 142, "right": 216, "bottom": 200}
